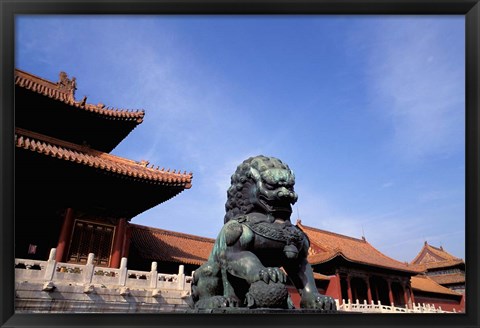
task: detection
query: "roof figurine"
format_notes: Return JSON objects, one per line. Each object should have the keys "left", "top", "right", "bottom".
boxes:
{"left": 57, "top": 71, "right": 77, "bottom": 101}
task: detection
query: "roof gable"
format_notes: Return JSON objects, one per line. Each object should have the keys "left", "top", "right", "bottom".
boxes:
{"left": 410, "top": 242, "right": 464, "bottom": 270}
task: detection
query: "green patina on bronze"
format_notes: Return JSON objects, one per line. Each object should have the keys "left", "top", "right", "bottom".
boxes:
{"left": 189, "top": 155, "right": 336, "bottom": 311}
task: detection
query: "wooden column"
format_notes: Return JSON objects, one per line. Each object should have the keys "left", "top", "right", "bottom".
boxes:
{"left": 110, "top": 218, "right": 127, "bottom": 268}
{"left": 55, "top": 208, "right": 75, "bottom": 262}
{"left": 387, "top": 280, "right": 394, "bottom": 306}
{"left": 375, "top": 281, "right": 380, "bottom": 302}
{"left": 403, "top": 283, "right": 409, "bottom": 308}
{"left": 335, "top": 271, "right": 343, "bottom": 304}
{"left": 347, "top": 275, "right": 353, "bottom": 302}
{"left": 409, "top": 284, "right": 415, "bottom": 305}
{"left": 366, "top": 276, "right": 373, "bottom": 303}
{"left": 122, "top": 224, "right": 131, "bottom": 259}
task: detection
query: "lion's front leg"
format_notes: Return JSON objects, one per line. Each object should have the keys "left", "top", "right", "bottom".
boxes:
{"left": 225, "top": 250, "right": 287, "bottom": 284}
{"left": 284, "top": 258, "right": 336, "bottom": 311}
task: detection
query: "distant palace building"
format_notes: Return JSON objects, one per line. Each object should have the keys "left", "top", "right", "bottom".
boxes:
{"left": 410, "top": 241, "right": 466, "bottom": 294}
{"left": 14, "top": 68, "right": 464, "bottom": 313}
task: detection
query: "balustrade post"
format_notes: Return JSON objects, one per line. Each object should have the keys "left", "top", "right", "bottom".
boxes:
{"left": 150, "top": 262, "right": 158, "bottom": 288}
{"left": 83, "top": 253, "right": 95, "bottom": 284}
{"left": 44, "top": 248, "right": 57, "bottom": 281}
{"left": 177, "top": 265, "right": 185, "bottom": 290}
{"left": 118, "top": 257, "right": 128, "bottom": 286}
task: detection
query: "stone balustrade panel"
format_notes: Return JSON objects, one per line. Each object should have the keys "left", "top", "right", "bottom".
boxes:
{"left": 336, "top": 299, "right": 454, "bottom": 314}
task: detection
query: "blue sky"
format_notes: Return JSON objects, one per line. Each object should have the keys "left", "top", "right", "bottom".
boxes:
{"left": 16, "top": 15, "right": 465, "bottom": 263}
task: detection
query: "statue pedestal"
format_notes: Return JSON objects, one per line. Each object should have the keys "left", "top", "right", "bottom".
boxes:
{"left": 187, "top": 308, "right": 343, "bottom": 314}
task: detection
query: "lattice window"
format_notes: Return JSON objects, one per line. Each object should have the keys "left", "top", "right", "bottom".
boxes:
{"left": 67, "top": 220, "right": 115, "bottom": 266}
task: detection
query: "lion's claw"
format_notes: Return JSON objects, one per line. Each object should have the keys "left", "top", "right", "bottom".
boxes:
{"left": 256, "top": 267, "right": 287, "bottom": 284}
{"left": 301, "top": 294, "right": 336, "bottom": 311}
{"left": 195, "top": 295, "right": 240, "bottom": 309}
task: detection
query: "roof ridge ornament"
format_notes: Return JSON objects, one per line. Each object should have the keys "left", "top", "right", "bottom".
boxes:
{"left": 57, "top": 71, "right": 77, "bottom": 102}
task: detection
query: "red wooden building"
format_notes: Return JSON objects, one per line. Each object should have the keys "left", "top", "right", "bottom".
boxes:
{"left": 296, "top": 221, "right": 421, "bottom": 308}
{"left": 15, "top": 68, "right": 192, "bottom": 268}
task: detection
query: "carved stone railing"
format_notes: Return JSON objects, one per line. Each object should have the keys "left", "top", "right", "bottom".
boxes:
{"left": 15, "top": 248, "right": 192, "bottom": 294}
{"left": 335, "top": 299, "right": 457, "bottom": 313}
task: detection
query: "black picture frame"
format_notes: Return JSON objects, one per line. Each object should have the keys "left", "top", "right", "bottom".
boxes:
{"left": 1, "top": 1, "right": 478, "bottom": 327}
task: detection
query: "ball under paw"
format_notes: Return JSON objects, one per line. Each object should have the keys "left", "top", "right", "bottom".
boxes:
{"left": 246, "top": 280, "right": 289, "bottom": 308}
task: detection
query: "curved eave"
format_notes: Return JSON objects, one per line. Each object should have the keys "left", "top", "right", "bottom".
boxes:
{"left": 15, "top": 128, "right": 192, "bottom": 188}
{"left": 309, "top": 251, "right": 422, "bottom": 274}
{"left": 15, "top": 69, "right": 145, "bottom": 123}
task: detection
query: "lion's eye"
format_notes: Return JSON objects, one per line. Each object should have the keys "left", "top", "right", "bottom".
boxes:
{"left": 264, "top": 183, "right": 275, "bottom": 190}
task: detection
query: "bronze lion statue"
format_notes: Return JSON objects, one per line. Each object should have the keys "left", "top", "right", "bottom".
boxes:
{"left": 190, "top": 155, "right": 336, "bottom": 311}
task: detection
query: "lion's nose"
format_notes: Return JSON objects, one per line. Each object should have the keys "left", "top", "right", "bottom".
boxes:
{"left": 277, "top": 188, "right": 294, "bottom": 199}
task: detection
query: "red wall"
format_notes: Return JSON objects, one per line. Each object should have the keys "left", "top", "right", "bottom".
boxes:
{"left": 414, "top": 295, "right": 464, "bottom": 313}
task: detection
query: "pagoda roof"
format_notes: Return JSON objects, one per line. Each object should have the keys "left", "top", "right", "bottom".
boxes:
{"left": 297, "top": 221, "right": 422, "bottom": 274}
{"left": 129, "top": 224, "right": 214, "bottom": 266}
{"left": 410, "top": 242, "right": 464, "bottom": 270}
{"left": 428, "top": 273, "right": 465, "bottom": 286}
{"left": 411, "top": 275, "right": 462, "bottom": 297}
{"left": 15, "top": 127, "right": 192, "bottom": 218}
{"left": 15, "top": 68, "right": 145, "bottom": 122}
{"left": 15, "top": 68, "right": 145, "bottom": 152}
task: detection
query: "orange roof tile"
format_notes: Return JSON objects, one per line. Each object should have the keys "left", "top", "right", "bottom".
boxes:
{"left": 129, "top": 224, "right": 214, "bottom": 266}
{"left": 428, "top": 273, "right": 465, "bottom": 285}
{"left": 410, "top": 242, "right": 464, "bottom": 270}
{"left": 15, "top": 68, "right": 145, "bottom": 123}
{"left": 15, "top": 127, "right": 192, "bottom": 188}
{"left": 297, "top": 221, "right": 422, "bottom": 274}
{"left": 411, "top": 275, "right": 462, "bottom": 296}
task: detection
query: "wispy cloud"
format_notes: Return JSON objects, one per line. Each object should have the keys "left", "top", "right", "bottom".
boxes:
{"left": 381, "top": 181, "right": 394, "bottom": 189}
{"left": 365, "top": 18, "right": 465, "bottom": 163}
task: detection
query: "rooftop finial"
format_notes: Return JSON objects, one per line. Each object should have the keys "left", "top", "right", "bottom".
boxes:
{"left": 57, "top": 71, "right": 76, "bottom": 101}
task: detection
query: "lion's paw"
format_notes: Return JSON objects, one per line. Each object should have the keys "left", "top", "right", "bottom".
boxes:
{"left": 300, "top": 294, "right": 337, "bottom": 311}
{"left": 195, "top": 295, "right": 240, "bottom": 309}
{"left": 255, "top": 267, "right": 287, "bottom": 284}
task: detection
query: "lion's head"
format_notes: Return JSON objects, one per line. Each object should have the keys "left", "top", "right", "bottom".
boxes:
{"left": 224, "top": 155, "right": 298, "bottom": 223}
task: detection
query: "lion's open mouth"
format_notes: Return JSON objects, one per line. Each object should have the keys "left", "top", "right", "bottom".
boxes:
{"left": 258, "top": 195, "right": 293, "bottom": 214}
